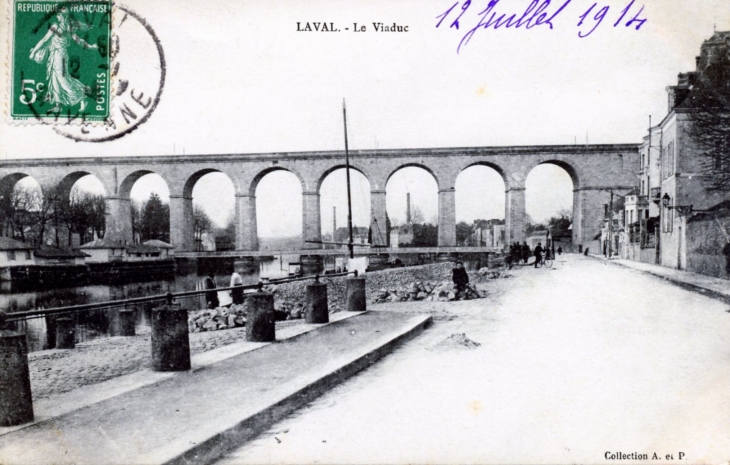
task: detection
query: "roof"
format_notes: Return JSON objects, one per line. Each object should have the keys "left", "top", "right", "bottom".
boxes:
{"left": 126, "top": 244, "right": 162, "bottom": 254}
{"left": 549, "top": 229, "right": 572, "bottom": 238}
{"left": 704, "top": 31, "right": 730, "bottom": 45}
{"left": 0, "top": 237, "right": 34, "bottom": 250}
{"left": 35, "top": 246, "right": 89, "bottom": 259}
{"left": 79, "top": 237, "right": 127, "bottom": 249}
{"left": 143, "top": 239, "right": 174, "bottom": 249}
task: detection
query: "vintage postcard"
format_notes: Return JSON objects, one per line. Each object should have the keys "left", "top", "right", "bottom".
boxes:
{"left": 0, "top": 0, "right": 729, "bottom": 464}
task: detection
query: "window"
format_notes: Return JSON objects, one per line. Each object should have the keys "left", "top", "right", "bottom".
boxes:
{"left": 7, "top": 250, "right": 15, "bottom": 261}
{"left": 25, "top": 250, "right": 31, "bottom": 260}
{"left": 662, "top": 141, "right": 676, "bottom": 180}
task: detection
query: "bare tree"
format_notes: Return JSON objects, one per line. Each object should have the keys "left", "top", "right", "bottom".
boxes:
{"left": 193, "top": 206, "right": 213, "bottom": 251}
{"left": 131, "top": 201, "right": 142, "bottom": 243}
{"left": 8, "top": 185, "right": 39, "bottom": 242}
{"left": 687, "top": 49, "right": 730, "bottom": 192}
{"left": 60, "top": 186, "right": 107, "bottom": 246}
{"left": 411, "top": 205, "right": 425, "bottom": 224}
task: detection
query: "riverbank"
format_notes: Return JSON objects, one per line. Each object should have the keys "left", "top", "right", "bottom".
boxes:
{"left": 28, "top": 262, "right": 504, "bottom": 399}
{"left": 28, "top": 319, "right": 307, "bottom": 400}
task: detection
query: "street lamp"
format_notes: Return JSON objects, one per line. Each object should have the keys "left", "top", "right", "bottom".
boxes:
{"left": 661, "top": 193, "right": 705, "bottom": 217}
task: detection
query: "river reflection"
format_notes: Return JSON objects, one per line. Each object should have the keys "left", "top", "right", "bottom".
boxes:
{"left": 3, "top": 255, "right": 301, "bottom": 352}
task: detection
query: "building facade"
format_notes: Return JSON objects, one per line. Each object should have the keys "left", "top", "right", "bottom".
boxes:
{"left": 625, "top": 31, "right": 730, "bottom": 274}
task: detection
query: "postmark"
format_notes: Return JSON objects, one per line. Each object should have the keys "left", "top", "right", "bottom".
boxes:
{"left": 53, "top": 4, "right": 166, "bottom": 142}
{"left": 9, "top": 0, "right": 112, "bottom": 122}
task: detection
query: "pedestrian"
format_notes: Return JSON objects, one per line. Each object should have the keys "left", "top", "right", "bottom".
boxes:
{"left": 557, "top": 246, "right": 563, "bottom": 255}
{"left": 230, "top": 271, "right": 244, "bottom": 305}
{"left": 522, "top": 241, "right": 530, "bottom": 264}
{"left": 203, "top": 273, "right": 219, "bottom": 309}
{"left": 534, "top": 242, "right": 544, "bottom": 268}
{"left": 551, "top": 244, "right": 556, "bottom": 260}
{"left": 723, "top": 241, "right": 730, "bottom": 275}
{"left": 452, "top": 261, "right": 469, "bottom": 298}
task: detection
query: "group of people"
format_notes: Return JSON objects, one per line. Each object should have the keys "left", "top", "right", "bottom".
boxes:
{"left": 506, "top": 242, "right": 563, "bottom": 268}
{"left": 203, "top": 272, "right": 246, "bottom": 309}
{"left": 508, "top": 242, "right": 533, "bottom": 266}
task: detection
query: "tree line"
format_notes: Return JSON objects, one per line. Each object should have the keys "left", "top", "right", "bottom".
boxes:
{"left": 0, "top": 187, "right": 227, "bottom": 250}
{"left": 0, "top": 184, "right": 105, "bottom": 247}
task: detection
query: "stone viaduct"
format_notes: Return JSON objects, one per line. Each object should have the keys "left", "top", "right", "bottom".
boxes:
{"left": 0, "top": 144, "right": 639, "bottom": 252}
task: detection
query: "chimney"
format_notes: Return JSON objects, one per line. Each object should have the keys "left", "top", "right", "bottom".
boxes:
{"left": 406, "top": 193, "right": 411, "bottom": 224}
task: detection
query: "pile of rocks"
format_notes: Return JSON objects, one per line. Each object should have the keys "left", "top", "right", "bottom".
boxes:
{"left": 188, "top": 296, "right": 308, "bottom": 333}
{"left": 188, "top": 303, "right": 248, "bottom": 333}
{"left": 372, "top": 280, "right": 485, "bottom": 303}
{"left": 477, "top": 268, "right": 508, "bottom": 280}
{"left": 273, "top": 299, "right": 306, "bottom": 320}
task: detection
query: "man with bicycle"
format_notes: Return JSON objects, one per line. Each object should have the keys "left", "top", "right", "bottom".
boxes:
{"left": 533, "top": 242, "right": 544, "bottom": 268}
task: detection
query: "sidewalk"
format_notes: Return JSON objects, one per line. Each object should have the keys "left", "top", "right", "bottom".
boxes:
{"left": 0, "top": 311, "right": 432, "bottom": 465}
{"left": 589, "top": 254, "right": 730, "bottom": 304}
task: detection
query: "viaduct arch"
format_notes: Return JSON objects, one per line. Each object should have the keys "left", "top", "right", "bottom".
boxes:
{"left": 0, "top": 144, "right": 639, "bottom": 252}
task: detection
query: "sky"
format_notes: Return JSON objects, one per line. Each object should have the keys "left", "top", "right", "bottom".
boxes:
{"left": 2, "top": 0, "right": 728, "bottom": 236}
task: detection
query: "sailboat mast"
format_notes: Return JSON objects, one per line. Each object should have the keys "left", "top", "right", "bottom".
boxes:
{"left": 343, "top": 99, "right": 354, "bottom": 259}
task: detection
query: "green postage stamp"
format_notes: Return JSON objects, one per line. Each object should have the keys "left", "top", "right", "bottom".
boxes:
{"left": 9, "top": 0, "right": 111, "bottom": 122}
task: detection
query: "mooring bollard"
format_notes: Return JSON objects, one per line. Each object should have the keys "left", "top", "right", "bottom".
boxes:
{"left": 0, "top": 326, "right": 34, "bottom": 426}
{"left": 117, "top": 309, "right": 136, "bottom": 337}
{"left": 55, "top": 317, "right": 75, "bottom": 349}
{"left": 151, "top": 299, "right": 190, "bottom": 372}
{"left": 44, "top": 314, "right": 56, "bottom": 350}
{"left": 346, "top": 272, "right": 367, "bottom": 312}
{"left": 246, "top": 290, "right": 275, "bottom": 342}
{"left": 305, "top": 276, "right": 329, "bottom": 324}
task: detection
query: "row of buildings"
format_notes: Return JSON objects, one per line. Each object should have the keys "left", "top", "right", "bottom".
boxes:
{"left": 600, "top": 31, "right": 730, "bottom": 278}
{"left": 0, "top": 236, "right": 175, "bottom": 282}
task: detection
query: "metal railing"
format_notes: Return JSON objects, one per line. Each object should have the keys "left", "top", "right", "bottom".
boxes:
{"left": 1, "top": 271, "right": 354, "bottom": 325}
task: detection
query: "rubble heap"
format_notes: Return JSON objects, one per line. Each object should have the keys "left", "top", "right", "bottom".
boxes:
{"left": 269, "top": 262, "right": 466, "bottom": 312}
{"left": 188, "top": 299, "right": 306, "bottom": 333}
{"left": 372, "top": 281, "right": 485, "bottom": 303}
{"left": 188, "top": 303, "right": 248, "bottom": 333}
{"left": 477, "top": 268, "right": 508, "bottom": 280}
{"left": 433, "top": 333, "right": 482, "bottom": 350}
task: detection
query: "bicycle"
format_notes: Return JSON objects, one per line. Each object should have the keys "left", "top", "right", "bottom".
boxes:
{"left": 535, "top": 252, "right": 553, "bottom": 269}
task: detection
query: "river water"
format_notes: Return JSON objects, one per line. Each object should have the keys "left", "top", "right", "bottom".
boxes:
{"left": 2, "top": 255, "right": 302, "bottom": 352}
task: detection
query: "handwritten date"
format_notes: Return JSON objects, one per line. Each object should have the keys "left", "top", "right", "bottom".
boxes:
{"left": 436, "top": 0, "right": 647, "bottom": 53}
